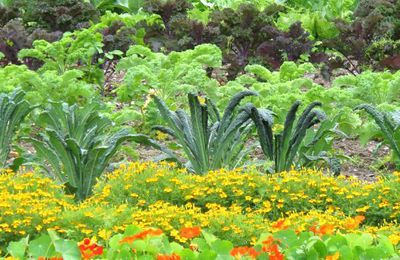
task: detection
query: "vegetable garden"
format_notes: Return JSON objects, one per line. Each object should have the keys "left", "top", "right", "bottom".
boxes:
{"left": 0, "top": 0, "right": 400, "bottom": 259}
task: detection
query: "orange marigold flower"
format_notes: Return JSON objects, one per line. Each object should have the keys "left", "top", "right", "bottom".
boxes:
{"left": 157, "top": 253, "right": 181, "bottom": 260}
{"left": 230, "top": 246, "right": 260, "bottom": 259}
{"left": 179, "top": 226, "right": 201, "bottom": 239}
{"left": 120, "top": 228, "right": 163, "bottom": 244}
{"left": 78, "top": 238, "right": 103, "bottom": 260}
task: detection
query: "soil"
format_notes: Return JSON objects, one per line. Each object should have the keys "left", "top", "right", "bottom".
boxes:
{"left": 334, "top": 138, "right": 392, "bottom": 181}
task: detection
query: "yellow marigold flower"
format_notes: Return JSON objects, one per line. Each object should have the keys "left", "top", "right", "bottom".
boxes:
{"left": 164, "top": 187, "right": 173, "bottom": 193}
{"left": 130, "top": 193, "right": 139, "bottom": 198}
{"left": 356, "top": 205, "right": 371, "bottom": 213}
{"left": 379, "top": 200, "right": 390, "bottom": 208}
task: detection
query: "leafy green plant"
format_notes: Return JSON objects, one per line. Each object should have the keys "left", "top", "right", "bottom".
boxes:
{"left": 116, "top": 44, "right": 221, "bottom": 126}
{"left": 141, "top": 91, "right": 257, "bottom": 174}
{"left": 90, "top": 0, "right": 145, "bottom": 14}
{"left": 0, "top": 19, "right": 62, "bottom": 68}
{"left": 323, "top": 0, "right": 400, "bottom": 72}
{"left": 0, "top": 89, "right": 35, "bottom": 169}
{"left": 26, "top": 102, "right": 139, "bottom": 200}
{"left": 355, "top": 104, "right": 400, "bottom": 169}
{"left": 247, "top": 100, "right": 339, "bottom": 173}
{"left": 0, "top": 65, "right": 97, "bottom": 105}
{"left": 5, "top": 230, "right": 79, "bottom": 260}
{"left": 276, "top": 9, "right": 339, "bottom": 40}
{"left": 18, "top": 29, "right": 106, "bottom": 85}
{"left": 4, "top": 226, "right": 399, "bottom": 260}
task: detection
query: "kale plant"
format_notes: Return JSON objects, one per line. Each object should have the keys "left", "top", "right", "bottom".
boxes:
{"left": 116, "top": 44, "right": 222, "bottom": 126}
{"left": 12, "top": 0, "right": 100, "bottom": 31}
{"left": 0, "top": 20, "right": 62, "bottom": 67}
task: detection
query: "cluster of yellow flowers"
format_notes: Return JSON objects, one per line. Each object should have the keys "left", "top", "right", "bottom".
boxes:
{"left": 91, "top": 162, "right": 400, "bottom": 221}
{"left": 1, "top": 162, "right": 400, "bottom": 247}
{"left": 0, "top": 170, "right": 74, "bottom": 243}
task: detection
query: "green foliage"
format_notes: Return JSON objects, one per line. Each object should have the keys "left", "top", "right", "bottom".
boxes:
{"left": 26, "top": 102, "right": 138, "bottom": 200}
{"left": 247, "top": 100, "right": 339, "bottom": 173}
{"left": 4, "top": 226, "right": 399, "bottom": 259}
{"left": 284, "top": 0, "right": 357, "bottom": 20}
{"left": 323, "top": 0, "right": 400, "bottom": 72}
{"left": 141, "top": 91, "right": 257, "bottom": 174}
{"left": 193, "top": 0, "right": 273, "bottom": 10}
{"left": 18, "top": 30, "right": 106, "bottom": 85}
{"left": 116, "top": 44, "right": 221, "bottom": 126}
{"left": 276, "top": 9, "right": 339, "bottom": 40}
{"left": 90, "top": 0, "right": 145, "bottom": 14}
{"left": 355, "top": 104, "right": 400, "bottom": 169}
{"left": 0, "top": 65, "right": 96, "bottom": 105}
{"left": 0, "top": 89, "right": 35, "bottom": 169}
{"left": 218, "top": 62, "right": 400, "bottom": 137}
{"left": 5, "top": 231, "right": 79, "bottom": 260}
{"left": 332, "top": 70, "right": 400, "bottom": 106}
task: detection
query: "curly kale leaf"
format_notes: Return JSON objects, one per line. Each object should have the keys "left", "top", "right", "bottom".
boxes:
{"left": 0, "top": 20, "right": 62, "bottom": 68}
{"left": 13, "top": 0, "right": 99, "bottom": 31}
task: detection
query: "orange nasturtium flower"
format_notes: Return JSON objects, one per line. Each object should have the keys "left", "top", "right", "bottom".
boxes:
{"left": 179, "top": 226, "right": 201, "bottom": 239}
{"left": 78, "top": 238, "right": 104, "bottom": 259}
{"left": 119, "top": 228, "right": 163, "bottom": 244}
{"left": 262, "top": 239, "right": 284, "bottom": 260}
{"left": 157, "top": 253, "right": 181, "bottom": 260}
{"left": 230, "top": 246, "right": 260, "bottom": 259}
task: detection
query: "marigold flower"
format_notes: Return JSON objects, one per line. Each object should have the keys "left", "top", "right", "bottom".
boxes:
{"left": 230, "top": 246, "right": 260, "bottom": 259}
{"left": 157, "top": 253, "right": 181, "bottom": 260}
{"left": 179, "top": 226, "right": 201, "bottom": 239}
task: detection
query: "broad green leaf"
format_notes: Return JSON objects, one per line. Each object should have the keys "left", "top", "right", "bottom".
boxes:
{"left": 211, "top": 240, "right": 233, "bottom": 255}
{"left": 7, "top": 237, "right": 28, "bottom": 259}
{"left": 29, "top": 234, "right": 56, "bottom": 258}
